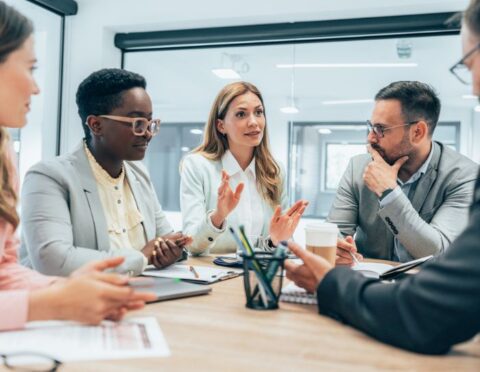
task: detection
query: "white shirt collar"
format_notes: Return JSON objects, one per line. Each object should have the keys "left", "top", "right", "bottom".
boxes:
{"left": 221, "top": 150, "right": 256, "bottom": 178}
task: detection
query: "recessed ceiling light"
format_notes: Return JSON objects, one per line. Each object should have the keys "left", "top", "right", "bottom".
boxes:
{"left": 212, "top": 68, "right": 241, "bottom": 79}
{"left": 276, "top": 63, "right": 417, "bottom": 68}
{"left": 322, "top": 99, "right": 374, "bottom": 105}
{"left": 318, "top": 129, "right": 332, "bottom": 134}
{"left": 190, "top": 129, "right": 203, "bottom": 135}
{"left": 280, "top": 106, "right": 299, "bottom": 114}
{"left": 181, "top": 147, "right": 190, "bottom": 152}
{"left": 462, "top": 94, "right": 478, "bottom": 99}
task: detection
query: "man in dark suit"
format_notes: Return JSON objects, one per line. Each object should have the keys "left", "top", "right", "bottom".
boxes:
{"left": 284, "top": 0, "right": 480, "bottom": 355}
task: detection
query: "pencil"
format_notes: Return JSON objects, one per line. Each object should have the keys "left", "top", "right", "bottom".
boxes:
{"left": 190, "top": 265, "right": 199, "bottom": 279}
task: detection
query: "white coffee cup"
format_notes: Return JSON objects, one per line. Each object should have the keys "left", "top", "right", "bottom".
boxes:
{"left": 304, "top": 222, "right": 339, "bottom": 265}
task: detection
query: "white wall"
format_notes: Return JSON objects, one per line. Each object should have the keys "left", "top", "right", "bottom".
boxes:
{"left": 61, "top": 0, "right": 470, "bottom": 153}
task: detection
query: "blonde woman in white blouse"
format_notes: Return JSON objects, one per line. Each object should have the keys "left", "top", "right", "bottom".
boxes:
{"left": 181, "top": 81, "right": 308, "bottom": 255}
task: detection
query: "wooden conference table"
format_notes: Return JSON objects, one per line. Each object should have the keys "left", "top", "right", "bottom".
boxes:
{"left": 22, "top": 257, "right": 480, "bottom": 371}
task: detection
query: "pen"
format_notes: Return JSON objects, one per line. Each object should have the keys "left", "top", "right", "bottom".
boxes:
{"left": 190, "top": 265, "right": 199, "bottom": 279}
{"left": 230, "top": 226, "right": 273, "bottom": 307}
{"left": 349, "top": 251, "right": 360, "bottom": 265}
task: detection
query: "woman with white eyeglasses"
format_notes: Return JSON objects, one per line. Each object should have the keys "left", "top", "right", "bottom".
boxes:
{"left": 19, "top": 68, "right": 191, "bottom": 277}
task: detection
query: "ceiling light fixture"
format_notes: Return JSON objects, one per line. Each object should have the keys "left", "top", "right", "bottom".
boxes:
{"left": 190, "top": 129, "right": 203, "bottom": 135}
{"left": 211, "top": 68, "right": 241, "bottom": 79}
{"left": 318, "top": 129, "right": 332, "bottom": 135}
{"left": 462, "top": 94, "right": 478, "bottom": 99}
{"left": 280, "top": 106, "right": 299, "bottom": 114}
{"left": 276, "top": 63, "right": 418, "bottom": 68}
{"left": 322, "top": 99, "right": 374, "bottom": 105}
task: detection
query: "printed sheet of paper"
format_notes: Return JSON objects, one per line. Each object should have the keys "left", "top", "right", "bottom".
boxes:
{"left": 0, "top": 316, "right": 169, "bottom": 364}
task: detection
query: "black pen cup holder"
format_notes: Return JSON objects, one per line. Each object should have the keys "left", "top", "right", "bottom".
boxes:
{"left": 241, "top": 252, "right": 286, "bottom": 310}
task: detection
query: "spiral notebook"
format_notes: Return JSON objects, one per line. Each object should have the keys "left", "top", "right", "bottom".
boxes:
{"left": 280, "top": 282, "right": 317, "bottom": 305}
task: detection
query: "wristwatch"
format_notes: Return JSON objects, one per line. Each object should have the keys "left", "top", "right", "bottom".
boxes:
{"left": 379, "top": 188, "right": 394, "bottom": 201}
{"left": 267, "top": 237, "right": 277, "bottom": 249}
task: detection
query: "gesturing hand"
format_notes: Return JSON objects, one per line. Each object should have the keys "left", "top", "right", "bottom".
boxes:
{"left": 269, "top": 200, "right": 308, "bottom": 246}
{"left": 210, "top": 170, "right": 244, "bottom": 228}
{"left": 363, "top": 145, "right": 408, "bottom": 197}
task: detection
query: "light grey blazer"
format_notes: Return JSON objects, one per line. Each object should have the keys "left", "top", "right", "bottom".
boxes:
{"left": 19, "top": 143, "right": 173, "bottom": 276}
{"left": 327, "top": 141, "right": 478, "bottom": 260}
{"left": 180, "top": 153, "right": 288, "bottom": 255}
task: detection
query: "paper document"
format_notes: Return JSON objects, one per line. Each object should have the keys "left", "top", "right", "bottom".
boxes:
{"left": 352, "top": 262, "right": 394, "bottom": 278}
{"left": 0, "top": 317, "right": 169, "bottom": 365}
{"left": 143, "top": 264, "right": 242, "bottom": 284}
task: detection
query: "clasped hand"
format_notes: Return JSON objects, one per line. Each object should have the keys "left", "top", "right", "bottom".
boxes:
{"left": 142, "top": 232, "right": 192, "bottom": 269}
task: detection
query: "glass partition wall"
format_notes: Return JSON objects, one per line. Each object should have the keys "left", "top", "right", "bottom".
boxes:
{"left": 125, "top": 33, "right": 475, "bottom": 218}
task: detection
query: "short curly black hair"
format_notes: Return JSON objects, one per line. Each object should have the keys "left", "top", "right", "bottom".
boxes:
{"left": 76, "top": 68, "right": 147, "bottom": 141}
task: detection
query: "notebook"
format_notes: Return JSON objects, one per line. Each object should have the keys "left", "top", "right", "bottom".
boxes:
{"left": 280, "top": 282, "right": 317, "bottom": 305}
{"left": 352, "top": 255, "right": 433, "bottom": 280}
{"left": 143, "top": 264, "right": 242, "bottom": 284}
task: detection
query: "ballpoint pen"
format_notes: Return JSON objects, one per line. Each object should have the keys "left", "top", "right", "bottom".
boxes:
{"left": 349, "top": 251, "right": 360, "bottom": 265}
{"left": 189, "top": 265, "right": 199, "bottom": 279}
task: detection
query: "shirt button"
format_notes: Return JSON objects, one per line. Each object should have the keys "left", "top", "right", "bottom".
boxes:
{"left": 114, "top": 186, "right": 119, "bottom": 190}
{"left": 122, "top": 228, "right": 126, "bottom": 233}
{"left": 117, "top": 200, "right": 121, "bottom": 204}
{"left": 208, "top": 237, "right": 214, "bottom": 242}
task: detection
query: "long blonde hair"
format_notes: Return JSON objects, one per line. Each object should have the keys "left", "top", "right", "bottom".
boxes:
{"left": 0, "top": 128, "right": 18, "bottom": 228}
{"left": 193, "top": 81, "right": 282, "bottom": 206}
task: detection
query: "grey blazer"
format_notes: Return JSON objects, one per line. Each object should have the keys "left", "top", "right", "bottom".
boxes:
{"left": 19, "top": 143, "right": 173, "bottom": 276}
{"left": 327, "top": 141, "right": 478, "bottom": 260}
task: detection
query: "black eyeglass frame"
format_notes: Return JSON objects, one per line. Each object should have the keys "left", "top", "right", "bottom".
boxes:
{"left": 366, "top": 120, "right": 419, "bottom": 138}
{"left": 1, "top": 352, "right": 62, "bottom": 372}
{"left": 449, "top": 43, "right": 480, "bottom": 85}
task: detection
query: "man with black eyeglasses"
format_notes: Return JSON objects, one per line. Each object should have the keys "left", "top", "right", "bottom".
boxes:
{"left": 327, "top": 81, "right": 478, "bottom": 264}
{"left": 285, "top": 0, "right": 480, "bottom": 354}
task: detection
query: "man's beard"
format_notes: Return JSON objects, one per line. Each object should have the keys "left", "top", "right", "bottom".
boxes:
{"left": 372, "top": 135, "right": 413, "bottom": 166}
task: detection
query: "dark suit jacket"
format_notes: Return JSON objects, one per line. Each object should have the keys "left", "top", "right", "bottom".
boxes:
{"left": 316, "top": 171, "right": 480, "bottom": 354}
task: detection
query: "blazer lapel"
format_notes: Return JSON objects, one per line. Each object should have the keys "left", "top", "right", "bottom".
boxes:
{"left": 125, "top": 164, "right": 155, "bottom": 241}
{"left": 410, "top": 142, "right": 440, "bottom": 212}
{"left": 71, "top": 144, "right": 110, "bottom": 251}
